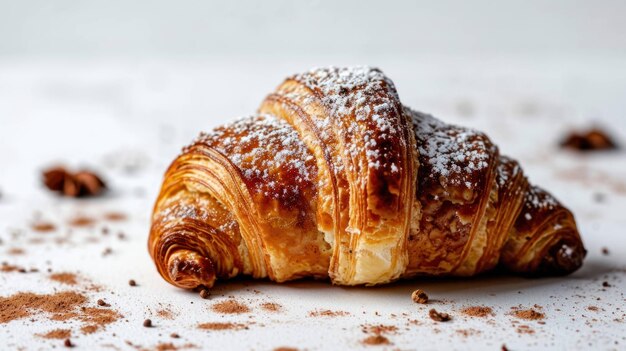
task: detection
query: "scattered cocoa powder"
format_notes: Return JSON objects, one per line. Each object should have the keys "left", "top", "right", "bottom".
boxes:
{"left": 516, "top": 325, "right": 535, "bottom": 334}
{"left": 31, "top": 221, "right": 56, "bottom": 233}
{"left": 308, "top": 309, "right": 350, "bottom": 317}
{"left": 157, "top": 308, "right": 175, "bottom": 320}
{"left": 104, "top": 212, "right": 127, "bottom": 221}
{"left": 211, "top": 300, "right": 250, "bottom": 314}
{"left": 7, "top": 247, "right": 24, "bottom": 255}
{"left": 68, "top": 216, "right": 96, "bottom": 227}
{"left": 411, "top": 289, "right": 428, "bottom": 304}
{"left": 512, "top": 309, "right": 544, "bottom": 321}
{"left": 361, "top": 324, "right": 398, "bottom": 335}
{"left": 153, "top": 343, "right": 196, "bottom": 351}
{"left": 1, "top": 263, "right": 23, "bottom": 273}
{"left": 461, "top": 306, "right": 494, "bottom": 318}
{"left": 0, "top": 291, "right": 86, "bottom": 324}
{"left": 260, "top": 302, "right": 282, "bottom": 312}
{"left": 456, "top": 328, "right": 481, "bottom": 337}
{"left": 37, "top": 329, "right": 71, "bottom": 339}
{"left": 198, "top": 322, "right": 248, "bottom": 331}
{"left": 429, "top": 309, "right": 451, "bottom": 322}
{"left": 362, "top": 335, "right": 390, "bottom": 346}
{"left": 49, "top": 272, "right": 78, "bottom": 285}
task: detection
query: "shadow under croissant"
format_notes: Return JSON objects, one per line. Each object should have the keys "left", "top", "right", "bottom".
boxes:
{"left": 180, "top": 257, "right": 617, "bottom": 300}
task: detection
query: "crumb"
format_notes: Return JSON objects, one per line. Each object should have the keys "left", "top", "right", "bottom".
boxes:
{"left": 601, "top": 247, "right": 609, "bottom": 255}
{"left": 143, "top": 319, "right": 152, "bottom": 328}
{"left": 429, "top": 309, "right": 451, "bottom": 322}
{"left": 64, "top": 338, "right": 73, "bottom": 348}
{"left": 411, "top": 289, "right": 428, "bottom": 304}
{"left": 97, "top": 299, "right": 110, "bottom": 307}
{"left": 170, "top": 333, "right": 180, "bottom": 338}
{"left": 602, "top": 281, "right": 611, "bottom": 287}
{"left": 129, "top": 279, "right": 137, "bottom": 286}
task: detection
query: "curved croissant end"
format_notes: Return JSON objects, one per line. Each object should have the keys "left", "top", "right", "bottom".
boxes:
{"left": 500, "top": 185, "right": 586, "bottom": 276}
{"left": 148, "top": 66, "right": 585, "bottom": 290}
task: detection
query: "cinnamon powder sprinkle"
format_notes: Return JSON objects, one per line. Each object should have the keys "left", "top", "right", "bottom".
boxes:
{"left": 361, "top": 324, "right": 398, "bottom": 335}
{"left": 1, "top": 263, "right": 24, "bottom": 273}
{"left": 49, "top": 272, "right": 78, "bottom": 285}
{"left": 68, "top": 216, "right": 96, "bottom": 227}
{"left": 104, "top": 212, "right": 127, "bottom": 221}
{"left": 157, "top": 308, "right": 175, "bottom": 320}
{"left": 0, "top": 291, "right": 86, "bottom": 324}
{"left": 198, "top": 322, "right": 248, "bottom": 331}
{"left": 461, "top": 306, "right": 494, "bottom": 318}
{"left": 211, "top": 300, "right": 250, "bottom": 314}
{"left": 31, "top": 222, "right": 56, "bottom": 233}
{"left": 308, "top": 309, "right": 350, "bottom": 317}
{"left": 260, "top": 302, "right": 282, "bottom": 312}
{"left": 516, "top": 325, "right": 535, "bottom": 334}
{"left": 7, "top": 248, "right": 24, "bottom": 255}
{"left": 512, "top": 309, "right": 544, "bottom": 320}
{"left": 362, "top": 335, "right": 390, "bottom": 346}
{"left": 37, "top": 328, "right": 71, "bottom": 339}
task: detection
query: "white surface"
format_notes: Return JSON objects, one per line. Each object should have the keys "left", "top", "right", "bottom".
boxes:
{"left": 0, "top": 57, "right": 626, "bottom": 351}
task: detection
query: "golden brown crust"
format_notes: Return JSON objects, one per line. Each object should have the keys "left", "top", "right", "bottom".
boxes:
{"left": 148, "top": 67, "right": 585, "bottom": 290}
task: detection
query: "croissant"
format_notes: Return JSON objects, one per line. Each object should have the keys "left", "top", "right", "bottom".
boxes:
{"left": 148, "top": 67, "right": 586, "bottom": 289}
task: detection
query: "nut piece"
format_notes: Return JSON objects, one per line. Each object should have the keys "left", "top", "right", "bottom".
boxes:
{"left": 42, "top": 166, "right": 106, "bottom": 197}
{"left": 199, "top": 288, "right": 211, "bottom": 300}
{"left": 64, "top": 338, "right": 73, "bottom": 348}
{"left": 128, "top": 279, "right": 137, "bottom": 286}
{"left": 143, "top": 319, "right": 152, "bottom": 327}
{"left": 411, "top": 289, "right": 428, "bottom": 304}
{"left": 97, "top": 299, "right": 110, "bottom": 307}
{"left": 429, "top": 308, "right": 451, "bottom": 322}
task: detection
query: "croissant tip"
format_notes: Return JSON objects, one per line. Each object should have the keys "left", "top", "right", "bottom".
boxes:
{"left": 534, "top": 239, "right": 586, "bottom": 277}
{"left": 167, "top": 253, "right": 216, "bottom": 289}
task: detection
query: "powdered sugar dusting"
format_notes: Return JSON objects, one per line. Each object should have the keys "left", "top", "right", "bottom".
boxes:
{"left": 189, "top": 114, "right": 317, "bottom": 205}
{"left": 408, "top": 108, "right": 496, "bottom": 189}
{"left": 524, "top": 185, "right": 559, "bottom": 214}
{"left": 291, "top": 66, "right": 403, "bottom": 174}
